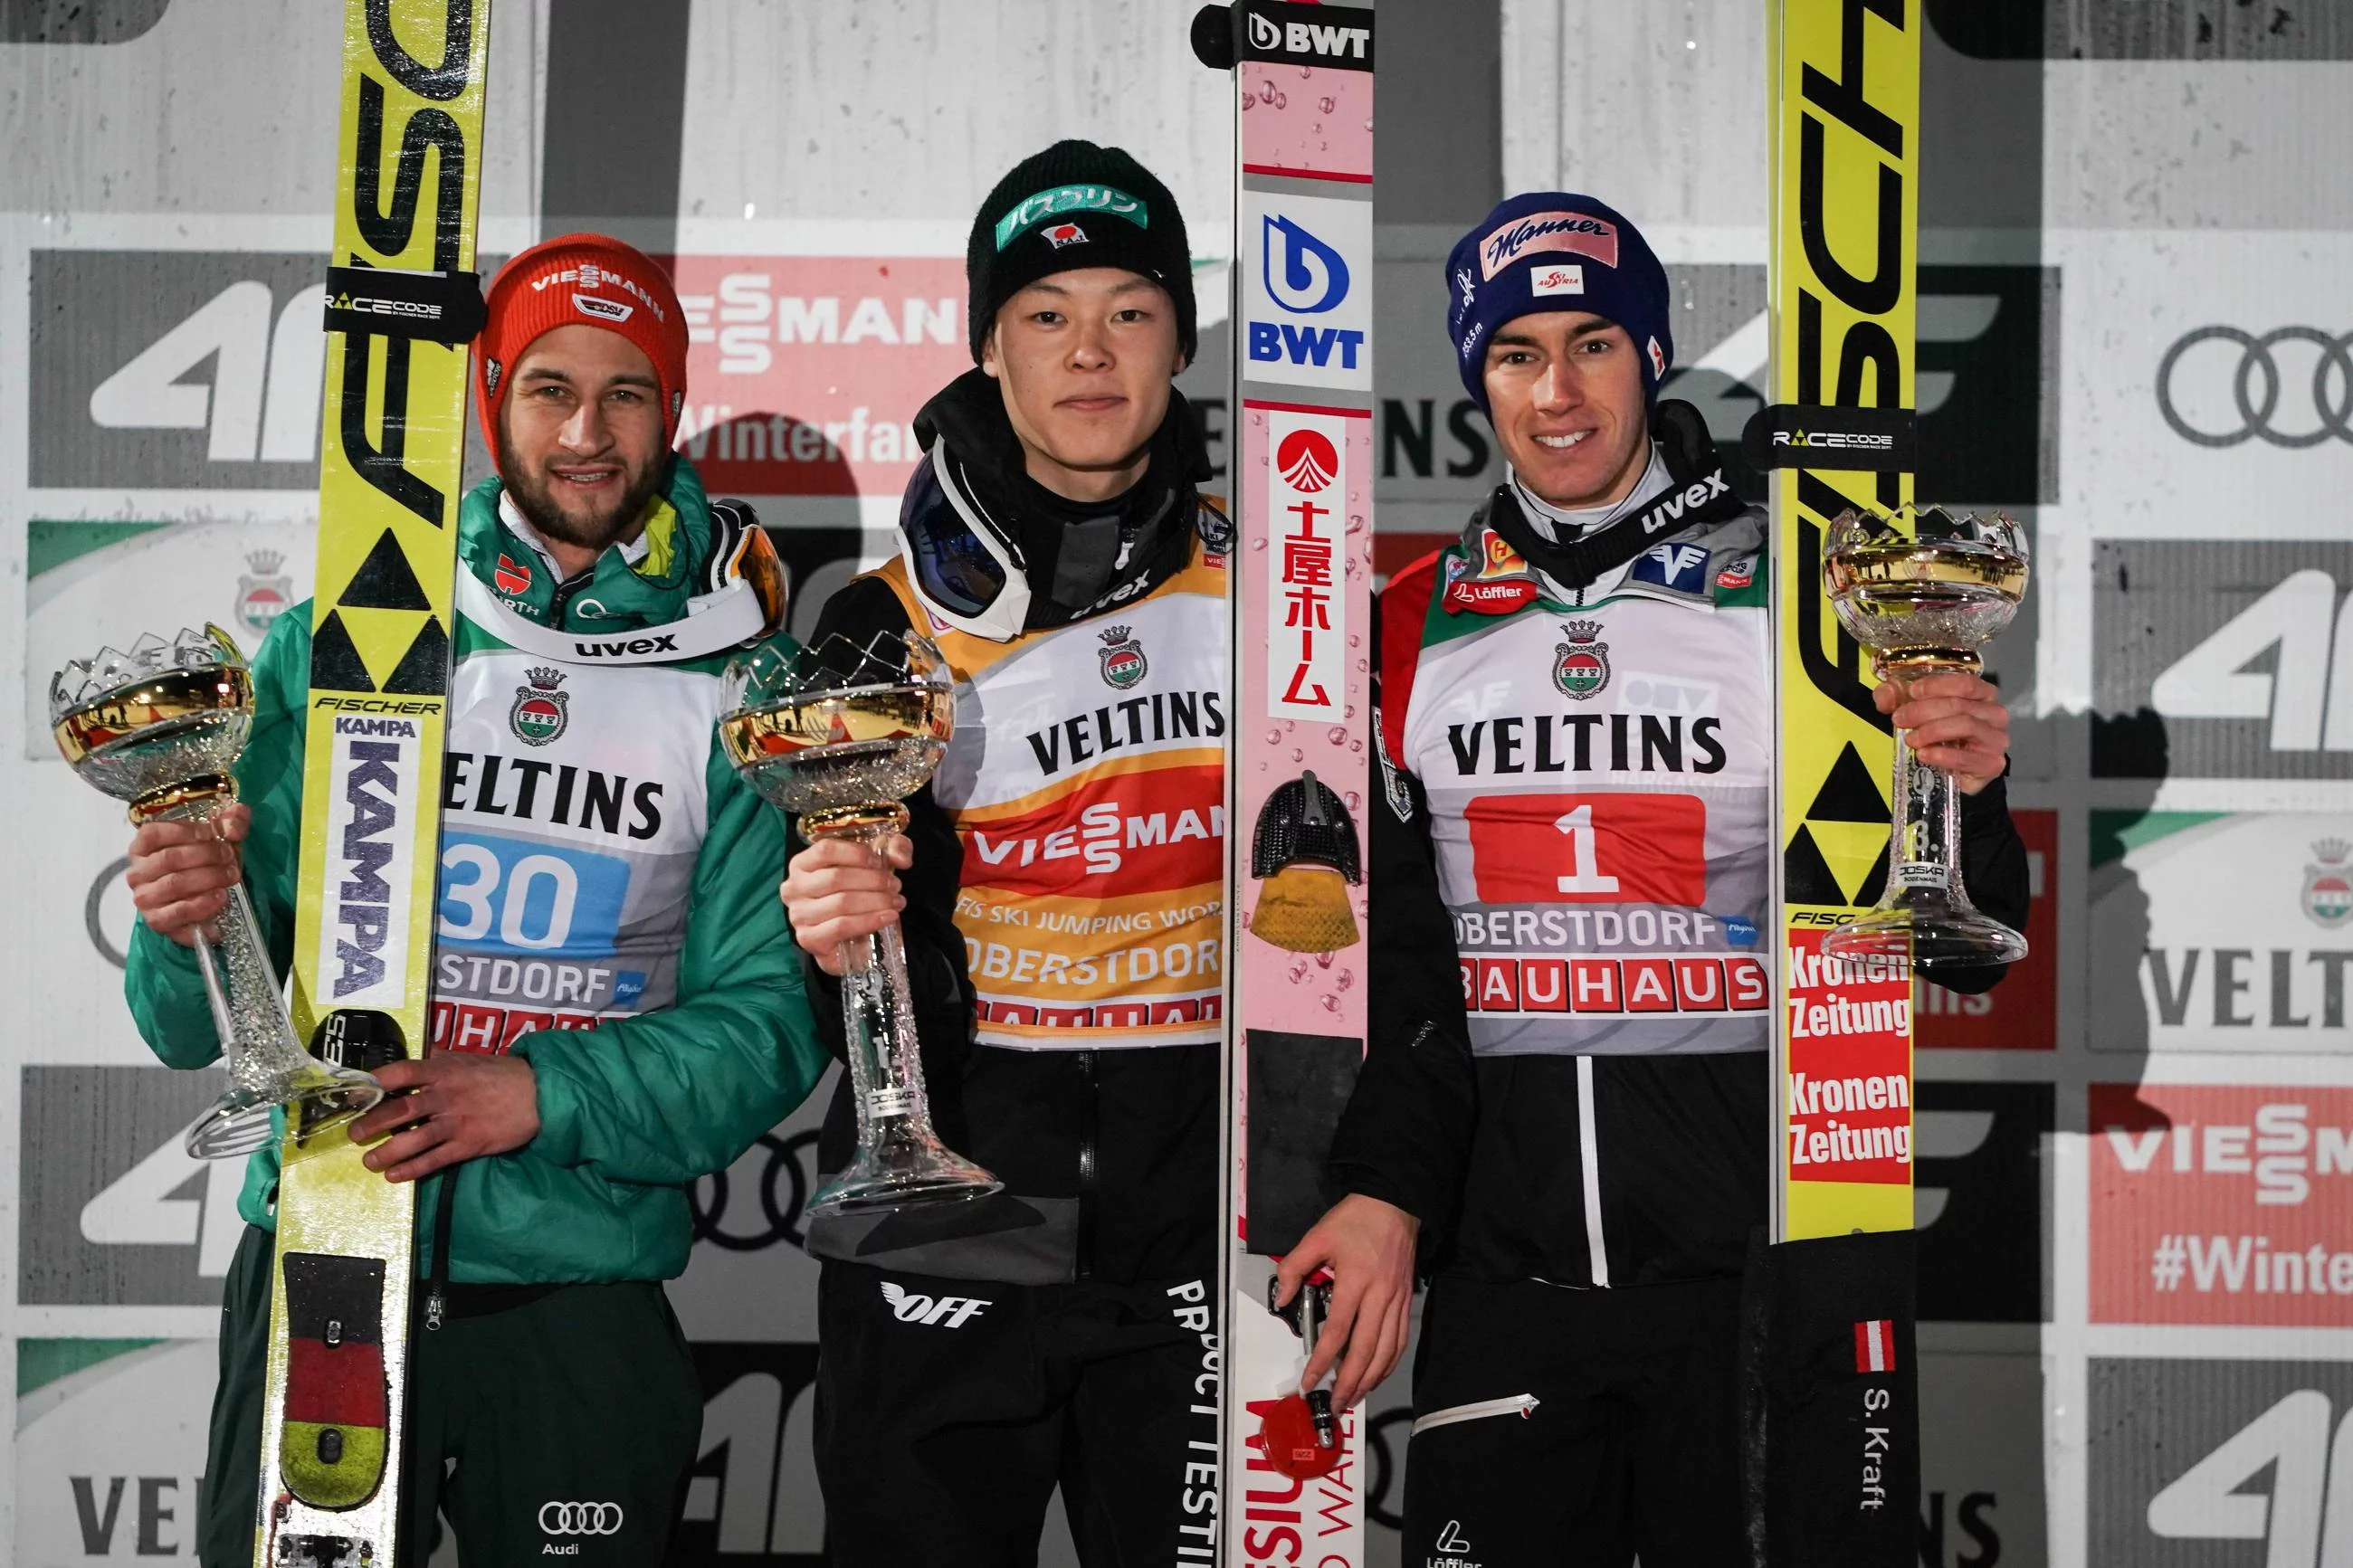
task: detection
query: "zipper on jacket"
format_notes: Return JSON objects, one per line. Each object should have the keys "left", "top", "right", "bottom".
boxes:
{"left": 1074, "top": 1049, "right": 1100, "bottom": 1280}
{"left": 546, "top": 568, "right": 596, "bottom": 625}
{"left": 1411, "top": 1392, "right": 1540, "bottom": 1434}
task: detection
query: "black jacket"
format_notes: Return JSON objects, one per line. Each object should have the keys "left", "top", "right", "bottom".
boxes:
{"left": 1328, "top": 540, "right": 2032, "bottom": 1290}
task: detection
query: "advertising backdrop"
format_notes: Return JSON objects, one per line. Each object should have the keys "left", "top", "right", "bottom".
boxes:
{"left": 4, "top": 1, "right": 2346, "bottom": 1563}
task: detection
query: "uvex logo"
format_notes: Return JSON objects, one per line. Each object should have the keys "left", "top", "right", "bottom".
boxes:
{"left": 881, "top": 1281, "right": 991, "bottom": 1328}
{"left": 571, "top": 633, "right": 678, "bottom": 659}
{"left": 1634, "top": 471, "right": 1733, "bottom": 536}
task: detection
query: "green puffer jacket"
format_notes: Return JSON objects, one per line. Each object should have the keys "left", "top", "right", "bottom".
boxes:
{"left": 123, "top": 458, "right": 827, "bottom": 1285}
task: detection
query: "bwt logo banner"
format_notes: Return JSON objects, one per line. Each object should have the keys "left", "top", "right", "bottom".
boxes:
{"left": 1243, "top": 191, "right": 1371, "bottom": 393}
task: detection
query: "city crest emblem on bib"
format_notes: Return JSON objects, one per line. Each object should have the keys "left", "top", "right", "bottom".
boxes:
{"left": 2305, "top": 839, "right": 2353, "bottom": 928}
{"left": 236, "top": 550, "right": 294, "bottom": 635}
{"left": 510, "top": 667, "right": 570, "bottom": 746}
{"left": 1553, "top": 621, "right": 1610, "bottom": 700}
{"left": 1098, "top": 625, "right": 1148, "bottom": 690}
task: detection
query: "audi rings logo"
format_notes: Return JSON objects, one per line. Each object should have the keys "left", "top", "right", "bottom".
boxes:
{"left": 2158, "top": 326, "right": 2353, "bottom": 448}
{"left": 539, "top": 1501, "right": 624, "bottom": 1535}
{"left": 689, "top": 1130, "right": 821, "bottom": 1252}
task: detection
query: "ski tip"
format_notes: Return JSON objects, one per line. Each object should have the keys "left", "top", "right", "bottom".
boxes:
{"left": 1190, "top": 3, "right": 1236, "bottom": 71}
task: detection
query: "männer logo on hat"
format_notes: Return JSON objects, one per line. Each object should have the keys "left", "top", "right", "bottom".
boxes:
{"left": 1480, "top": 212, "right": 1618, "bottom": 280}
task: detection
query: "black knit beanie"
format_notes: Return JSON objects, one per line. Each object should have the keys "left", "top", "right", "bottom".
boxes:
{"left": 967, "top": 139, "right": 1196, "bottom": 365}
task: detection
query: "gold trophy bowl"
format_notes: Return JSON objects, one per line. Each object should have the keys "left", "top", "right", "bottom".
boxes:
{"left": 719, "top": 632, "right": 1001, "bottom": 1216}
{"left": 52, "top": 626, "right": 382, "bottom": 1157}
{"left": 1820, "top": 508, "right": 2030, "bottom": 969}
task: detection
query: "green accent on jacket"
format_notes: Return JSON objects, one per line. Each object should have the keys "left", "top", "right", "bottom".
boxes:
{"left": 122, "top": 460, "right": 827, "bottom": 1285}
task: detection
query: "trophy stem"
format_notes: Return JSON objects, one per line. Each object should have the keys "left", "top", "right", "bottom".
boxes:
{"left": 805, "top": 819, "right": 1001, "bottom": 1217}
{"left": 163, "top": 812, "right": 382, "bottom": 1160}
{"left": 1823, "top": 663, "right": 2029, "bottom": 971}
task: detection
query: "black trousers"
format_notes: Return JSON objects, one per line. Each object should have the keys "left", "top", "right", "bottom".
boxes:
{"left": 814, "top": 1259, "right": 1221, "bottom": 1565}
{"left": 1403, "top": 1273, "right": 1746, "bottom": 1568}
{"left": 199, "top": 1225, "right": 701, "bottom": 1567}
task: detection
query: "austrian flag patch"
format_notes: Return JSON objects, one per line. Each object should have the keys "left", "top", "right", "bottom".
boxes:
{"left": 1853, "top": 1318, "right": 1896, "bottom": 1373}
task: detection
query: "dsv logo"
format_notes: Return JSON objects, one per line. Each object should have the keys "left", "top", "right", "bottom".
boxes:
{"left": 2156, "top": 326, "right": 2353, "bottom": 448}
{"left": 538, "top": 1501, "right": 624, "bottom": 1535}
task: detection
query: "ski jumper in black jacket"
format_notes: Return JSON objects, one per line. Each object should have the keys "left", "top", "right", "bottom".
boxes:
{"left": 1324, "top": 211, "right": 2031, "bottom": 1561}
{"left": 802, "top": 368, "right": 1230, "bottom": 1563}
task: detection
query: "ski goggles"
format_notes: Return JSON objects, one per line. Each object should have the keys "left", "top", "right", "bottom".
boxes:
{"left": 897, "top": 441, "right": 1034, "bottom": 642}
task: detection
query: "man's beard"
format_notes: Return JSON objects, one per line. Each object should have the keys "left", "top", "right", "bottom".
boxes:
{"left": 503, "top": 454, "right": 666, "bottom": 565}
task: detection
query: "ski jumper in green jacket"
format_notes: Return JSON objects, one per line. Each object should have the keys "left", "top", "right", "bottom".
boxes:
{"left": 121, "top": 458, "right": 828, "bottom": 1287}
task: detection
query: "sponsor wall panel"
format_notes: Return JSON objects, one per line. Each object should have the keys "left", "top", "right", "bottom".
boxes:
{"left": 2091, "top": 1083, "right": 2353, "bottom": 1326}
{"left": 2087, "top": 1357, "right": 2353, "bottom": 1567}
{"left": 14, "top": 1339, "right": 215, "bottom": 1564}
{"left": 2089, "top": 811, "right": 2353, "bottom": 1054}
{"left": 2092, "top": 537, "right": 2353, "bottom": 782}
{"left": 1918, "top": 1081, "right": 2051, "bottom": 1324}
{"left": 1920, "top": 808, "right": 2058, "bottom": 1050}
{"left": 19, "top": 1068, "right": 246, "bottom": 1307}
{"left": 2057, "top": 230, "right": 2353, "bottom": 545}
{"left": 1920, "top": 1352, "right": 2047, "bottom": 1568}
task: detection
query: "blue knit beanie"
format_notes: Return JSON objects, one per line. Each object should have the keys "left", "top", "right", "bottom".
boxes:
{"left": 1445, "top": 193, "right": 1673, "bottom": 413}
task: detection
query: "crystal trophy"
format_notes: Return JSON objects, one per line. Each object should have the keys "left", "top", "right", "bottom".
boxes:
{"left": 52, "top": 627, "right": 383, "bottom": 1157}
{"left": 719, "top": 632, "right": 1001, "bottom": 1216}
{"left": 1820, "top": 508, "right": 2031, "bottom": 968}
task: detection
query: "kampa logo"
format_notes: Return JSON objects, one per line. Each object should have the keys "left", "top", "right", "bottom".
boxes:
{"left": 2149, "top": 568, "right": 2353, "bottom": 752}
{"left": 329, "top": 736, "right": 405, "bottom": 998}
{"left": 2104, "top": 1103, "right": 2353, "bottom": 1205}
{"left": 881, "top": 1281, "right": 990, "bottom": 1328}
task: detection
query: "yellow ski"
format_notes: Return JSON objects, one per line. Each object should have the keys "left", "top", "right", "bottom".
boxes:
{"left": 264, "top": 4, "right": 492, "bottom": 1562}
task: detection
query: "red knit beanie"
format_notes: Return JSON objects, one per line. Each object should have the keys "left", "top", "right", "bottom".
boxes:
{"left": 474, "top": 233, "right": 690, "bottom": 471}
